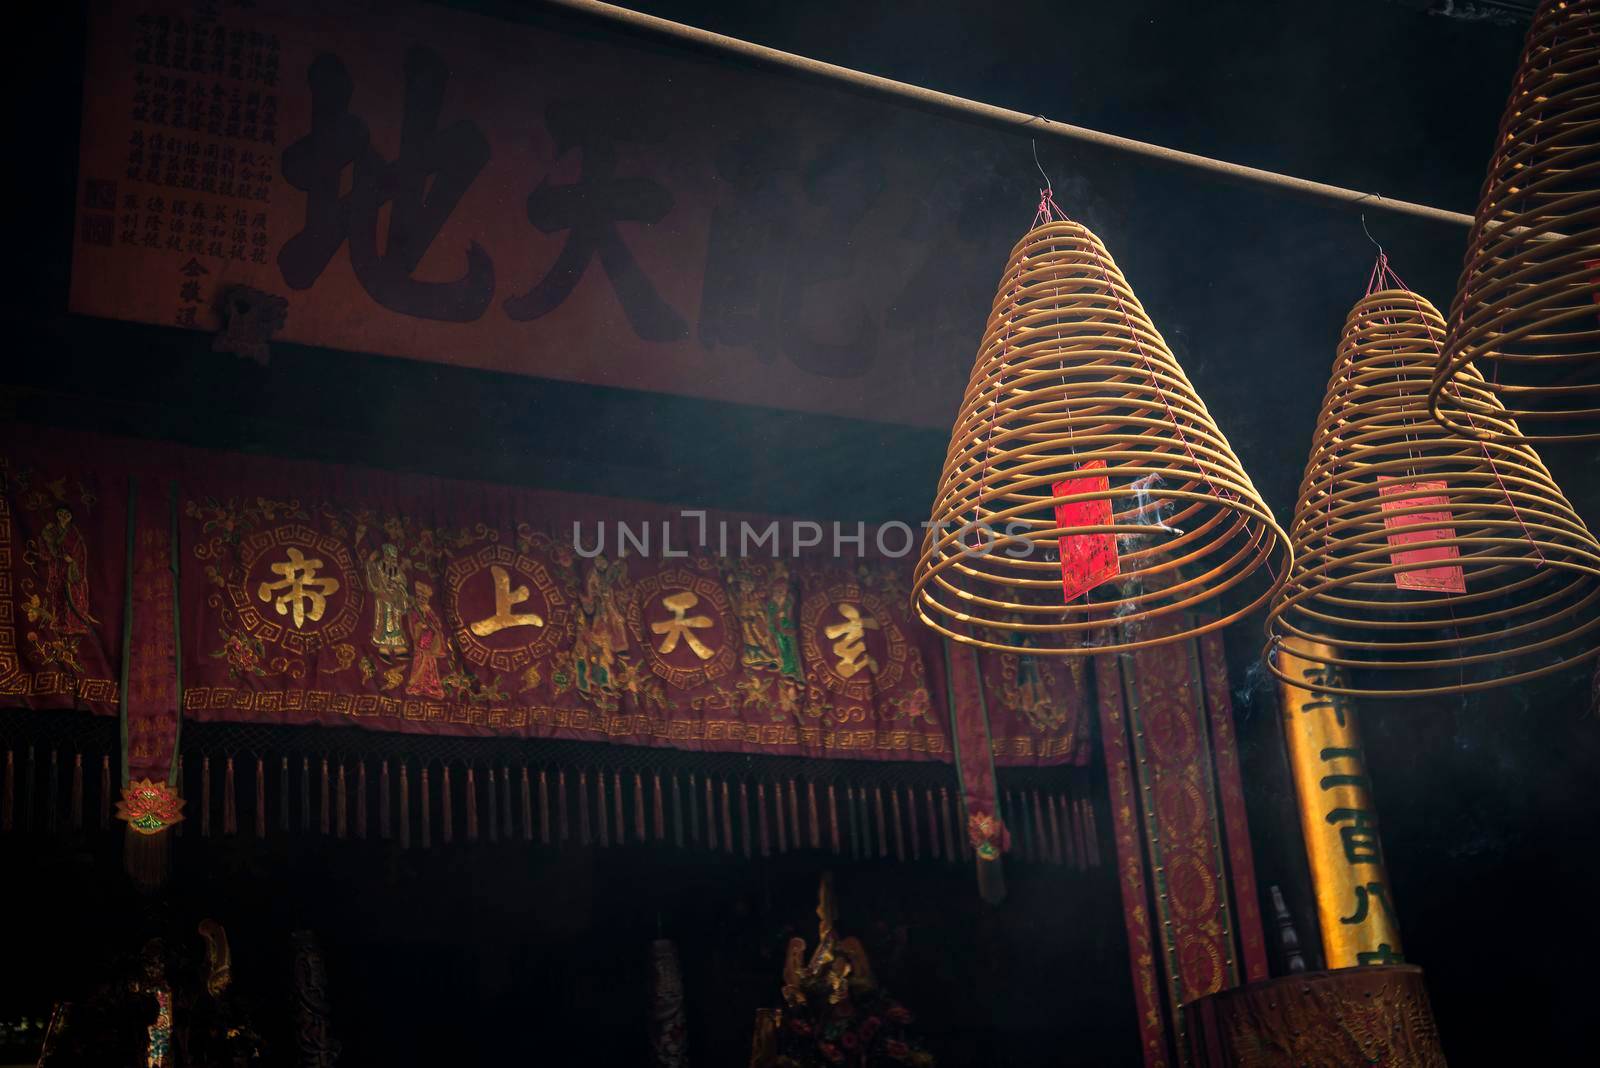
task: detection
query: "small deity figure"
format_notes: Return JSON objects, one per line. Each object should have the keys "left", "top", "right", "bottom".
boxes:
{"left": 365, "top": 543, "right": 410, "bottom": 656}
{"left": 405, "top": 581, "right": 447, "bottom": 699}
{"left": 41, "top": 506, "right": 96, "bottom": 634}
{"left": 575, "top": 554, "right": 629, "bottom": 693}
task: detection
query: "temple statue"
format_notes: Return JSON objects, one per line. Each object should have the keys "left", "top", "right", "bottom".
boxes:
{"left": 751, "top": 874, "right": 934, "bottom": 1068}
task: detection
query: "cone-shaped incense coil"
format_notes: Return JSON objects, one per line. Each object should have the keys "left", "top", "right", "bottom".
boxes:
{"left": 1430, "top": 0, "right": 1600, "bottom": 442}
{"left": 1271, "top": 279, "right": 1600, "bottom": 698}
{"left": 912, "top": 216, "right": 1289, "bottom": 655}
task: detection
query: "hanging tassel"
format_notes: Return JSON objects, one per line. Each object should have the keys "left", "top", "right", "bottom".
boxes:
{"left": 467, "top": 767, "right": 480, "bottom": 843}
{"left": 594, "top": 769, "right": 609, "bottom": 848}
{"left": 635, "top": 772, "right": 648, "bottom": 843}
{"left": 773, "top": 778, "right": 787, "bottom": 854}
{"left": 1031, "top": 791, "right": 1048, "bottom": 863}
{"left": 827, "top": 784, "right": 840, "bottom": 854}
{"left": 2, "top": 749, "right": 12, "bottom": 832}
{"left": 782, "top": 779, "right": 797, "bottom": 849}
{"left": 736, "top": 780, "right": 750, "bottom": 859}
{"left": 652, "top": 773, "right": 665, "bottom": 842}
{"left": 379, "top": 760, "right": 392, "bottom": 840}
{"left": 758, "top": 782, "right": 770, "bottom": 857}
{"left": 1081, "top": 797, "right": 1101, "bottom": 867}
{"left": 100, "top": 754, "right": 112, "bottom": 831}
{"left": 281, "top": 757, "right": 292, "bottom": 834}
{"left": 613, "top": 771, "right": 625, "bottom": 846}
{"left": 1056, "top": 795, "right": 1076, "bottom": 868}
{"left": 890, "top": 787, "right": 905, "bottom": 861}
{"left": 562, "top": 769, "right": 574, "bottom": 844}
{"left": 501, "top": 767, "right": 513, "bottom": 841}
{"left": 356, "top": 760, "right": 368, "bottom": 840}
{"left": 671, "top": 773, "right": 684, "bottom": 849}
{"left": 1049, "top": 794, "right": 1065, "bottom": 866}
{"left": 398, "top": 763, "right": 411, "bottom": 849}
{"left": 24, "top": 746, "right": 35, "bottom": 831}
{"left": 46, "top": 750, "right": 58, "bottom": 834}
{"left": 846, "top": 786, "right": 861, "bottom": 859}
{"left": 318, "top": 757, "right": 330, "bottom": 836}
{"left": 874, "top": 786, "right": 888, "bottom": 859}
{"left": 200, "top": 754, "right": 212, "bottom": 837}
{"left": 335, "top": 763, "right": 346, "bottom": 840}
{"left": 704, "top": 776, "right": 717, "bottom": 852}
{"left": 578, "top": 769, "right": 593, "bottom": 847}
{"left": 224, "top": 756, "right": 237, "bottom": 836}
{"left": 906, "top": 785, "right": 920, "bottom": 861}
{"left": 802, "top": 781, "right": 817, "bottom": 850}
{"left": 521, "top": 767, "right": 534, "bottom": 842}
{"left": 488, "top": 768, "right": 500, "bottom": 844}
{"left": 925, "top": 789, "right": 939, "bottom": 861}
{"left": 540, "top": 769, "right": 552, "bottom": 845}
{"left": 688, "top": 772, "right": 702, "bottom": 845}
{"left": 442, "top": 766, "right": 454, "bottom": 845}
{"left": 255, "top": 757, "right": 267, "bottom": 839}
{"left": 70, "top": 754, "right": 83, "bottom": 831}
{"left": 299, "top": 756, "right": 311, "bottom": 833}
{"left": 721, "top": 780, "right": 734, "bottom": 856}
{"left": 420, "top": 765, "right": 432, "bottom": 850}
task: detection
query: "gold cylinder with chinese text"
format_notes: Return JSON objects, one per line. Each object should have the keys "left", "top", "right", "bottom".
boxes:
{"left": 1276, "top": 636, "right": 1404, "bottom": 970}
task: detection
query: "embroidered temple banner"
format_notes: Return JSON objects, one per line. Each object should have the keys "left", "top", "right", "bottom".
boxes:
{"left": 2, "top": 430, "right": 1090, "bottom": 769}
{"left": 69, "top": 0, "right": 1059, "bottom": 428}
{"left": 0, "top": 450, "right": 126, "bottom": 714}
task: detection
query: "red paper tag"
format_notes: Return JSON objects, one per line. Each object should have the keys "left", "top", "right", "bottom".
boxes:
{"left": 1052, "top": 461, "right": 1120, "bottom": 603}
{"left": 1377, "top": 477, "right": 1466, "bottom": 594}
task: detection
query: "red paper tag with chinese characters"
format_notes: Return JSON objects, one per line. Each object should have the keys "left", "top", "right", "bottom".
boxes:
{"left": 1053, "top": 461, "right": 1120, "bottom": 603}
{"left": 1377, "top": 477, "right": 1466, "bottom": 593}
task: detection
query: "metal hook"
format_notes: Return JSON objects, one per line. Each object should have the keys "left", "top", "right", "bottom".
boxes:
{"left": 1360, "top": 212, "right": 1384, "bottom": 259}
{"left": 1032, "top": 137, "right": 1053, "bottom": 195}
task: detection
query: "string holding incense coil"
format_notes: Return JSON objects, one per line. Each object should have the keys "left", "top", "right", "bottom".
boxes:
{"left": 1430, "top": 0, "right": 1600, "bottom": 442}
{"left": 912, "top": 208, "right": 1289, "bottom": 655}
{"left": 1271, "top": 271, "right": 1600, "bottom": 698}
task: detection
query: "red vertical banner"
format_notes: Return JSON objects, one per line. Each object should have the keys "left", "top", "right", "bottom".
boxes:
{"left": 943, "top": 636, "right": 1008, "bottom": 901}
{"left": 127, "top": 480, "right": 181, "bottom": 785}
{"left": 1198, "top": 632, "right": 1269, "bottom": 984}
{"left": 1053, "top": 461, "right": 1120, "bottom": 603}
{"left": 1094, "top": 652, "right": 1171, "bottom": 1068}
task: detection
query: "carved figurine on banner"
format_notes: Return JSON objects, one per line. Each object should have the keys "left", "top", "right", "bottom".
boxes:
{"left": 404, "top": 581, "right": 447, "bottom": 699}
{"left": 364, "top": 543, "right": 411, "bottom": 656}
{"left": 39, "top": 506, "right": 96, "bottom": 635}
{"left": 569, "top": 553, "right": 632, "bottom": 700}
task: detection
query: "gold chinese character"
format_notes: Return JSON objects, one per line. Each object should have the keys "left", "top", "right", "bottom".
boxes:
{"left": 256, "top": 547, "right": 341, "bottom": 629}
{"left": 651, "top": 590, "right": 715, "bottom": 660}
{"left": 824, "top": 602, "right": 879, "bottom": 678}
{"left": 468, "top": 565, "right": 546, "bottom": 637}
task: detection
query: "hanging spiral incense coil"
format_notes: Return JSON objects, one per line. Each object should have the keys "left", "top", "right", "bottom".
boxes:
{"left": 912, "top": 215, "right": 1289, "bottom": 655}
{"left": 1271, "top": 280, "right": 1600, "bottom": 698}
{"left": 1430, "top": 0, "right": 1600, "bottom": 442}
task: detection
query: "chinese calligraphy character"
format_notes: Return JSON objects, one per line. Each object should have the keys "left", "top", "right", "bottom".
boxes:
{"left": 503, "top": 100, "right": 687, "bottom": 342}
{"left": 824, "top": 602, "right": 879, "bottom": 678}
{"left": 1355, "top": 943, "right": 1404, "bottom": 966}
{"left": 278, "top": 48, "right": 494, "bottom": 321}
{"left": 1339, "top": 882, "right": 1395, "bottom": 926}
{"left": 1299, "top": 668, "right": 1352, "bottom": 727}
{"left": 256, "top": 547, "right": 340, "bottom": 629}
{"left": 1325, "top": 807, "right": 1382, "bottom": 866}
{"left": 650, "top": 591, "right": 714, "bottom": 659}
{"left": 467, "top": 565, "right": 546, "bottom": 637}
{"left": 698, "top": 127, "right": 883, "bottom": 376}
{"left": 1318, "top": 746, "right": 1370, "bottom": 791}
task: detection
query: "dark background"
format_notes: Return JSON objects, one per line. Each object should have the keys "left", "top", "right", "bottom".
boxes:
{"left": 4, "top": 0, "right": 1597, "bottom": 1064}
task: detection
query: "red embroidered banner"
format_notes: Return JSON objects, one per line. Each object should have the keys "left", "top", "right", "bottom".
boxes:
{"left": 1052, "top": 462, "right": 1120, "bottom": 603}
{"left": 3, "top": 428, "right": 1089, "bottom": 769}
{"left": 0, "top": 450, "right": 126, "bottom": 714}
{"left": 1376, "top": 477, "right": 1466, "bottom": 594}
{"left": 127, "top": 479, "right": 181, "bottom": 784}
